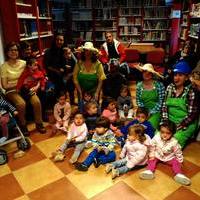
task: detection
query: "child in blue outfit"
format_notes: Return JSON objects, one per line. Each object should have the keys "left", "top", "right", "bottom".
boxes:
{"left": 119, "top": 107, "right": 154, "bottom": 147}
{"left": 75, "top": 116, "right": 116, "bottom": 171}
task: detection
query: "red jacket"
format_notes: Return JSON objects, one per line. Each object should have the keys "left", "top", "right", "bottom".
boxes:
{"left": 17, "top": 68, "right": 46, "bottom": 91}
{"left": 99, "top": 39, "right": 126, "bottom": 64}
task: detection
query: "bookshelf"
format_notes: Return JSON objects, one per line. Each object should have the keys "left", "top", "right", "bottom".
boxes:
{"left": 0, "top": 0, "right": 54, "bottom": 55}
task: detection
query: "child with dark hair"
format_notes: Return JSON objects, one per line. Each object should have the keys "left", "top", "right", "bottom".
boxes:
{"left": 0, "top": 94, "right": 18, "bottom": 143}
{"left": 17, "top": 58, "right": 46, "bottom": 100}
{"left": 102, "top": 97, "right": 118, "bottom": 123}
{"left": 84, "top": 101, "right": 99, "bottom": 139}
{"left": 117, "top": 85, "right": 134, "bottom": 119}
{"left": 119, "top": 107, "right": 154, "bottom": 147}
{"left": 140, "top": 121, "right": 191, "bottom": 186}
{"left": 51, "top": 112, "right": 87, "bottom": 163}
{"left": 52, "top": 92, "right": 71, "bottom": 134}
{"left": 75, "top": 116, "right": 116, "bottom": 171}
{"left": 106, "top": 124, "right": 151, "bottom": 179}
{"left": 79, "top": 90, "right": 95, "bottom": 113}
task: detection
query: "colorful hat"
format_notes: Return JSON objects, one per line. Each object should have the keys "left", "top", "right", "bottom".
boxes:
{"left": 80, "top": 42, "right": 99, "bottom": 53}
{"left": 139, "top": 63, "right": 164, "bottom": 79}
{"left": 173, "top": 61, "right": 192, "bottom": 74}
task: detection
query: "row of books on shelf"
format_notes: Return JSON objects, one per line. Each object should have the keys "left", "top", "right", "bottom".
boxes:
{"left": 119, "top": 0, "right": 142, "bottom": 7}
{"left": 72, "top": 22, "right": 92, "bottom": 31}
{"left": 119, "top": 17, "right": 142, "bottom": 25}
{"left": 95, "top": 9, "right": 117, "bottom": 20}
{"left": 92, "top": 0, "right": 117, "bottom": 8}
{"left": 119, "top": 36, "right": 141, "bottom": 42}
{"left": 190, "top": 3, "right": 200, "bottom": 18}
{"left": 79, "top": 31, "right": 93, "bottom": 41}
{"left": 119, "top": 26, "right": 140, "bottom": 35}
{"left": 20, "top": 21, "right": 37, "bottom": 38}
{"left": 143, "top": 21, "right": 169, "bottom": 29}
{"left": 144, "top": 8, "right": 170, "bottom": 18}
{"left": 119, "top": 8, "right": 141, "bottom": 16}
{"left": 72, "top": 11, "right": 92, "bottom": 20}
{"left": 143, "top": 0, "right": 167, "bottom": 6}
{"left": 143, "top": 31, "right": 167, "bottom": 40}
{"left": 190, "top": 23, "right": 200, "bottom": 38}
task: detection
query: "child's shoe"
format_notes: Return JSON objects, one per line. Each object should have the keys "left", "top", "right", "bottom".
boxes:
{"left": 13, "top": 150, "right": 25, "bottom": 159}
{"left": 50, "top": 151, "right": 59, "bottom": 159}
{"left": 75, "top": 162, "right": 88, "bottom": 171}
{"left": 69, "top": 157, "right": 77, "bottom": 164}
{"left": 139, "top": 170, "right": 154, "bottom": 180}
{"left": 53, "top": 152, "right": 65, "bottom": 162}
{"left": 105, "top": 164, "right": 113, "bottom": 174}
{"left": 174, "top": 173, "right": 191, "bottom": 186}
{"left": 112, "top": 168, "right": 119, "bottom": 179}
{"left": 36, "top": 123, "right": 46, "bottom": 134}
{"left": 93, "top": 158, "right": 101, "bottom": 168}
{"left": 0, "top": 137, "right": 7, "bottom": 144}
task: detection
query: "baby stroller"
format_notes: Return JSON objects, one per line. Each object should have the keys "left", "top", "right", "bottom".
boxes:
{"left": 0, "top": 93, "right": 31, "bottom": 165}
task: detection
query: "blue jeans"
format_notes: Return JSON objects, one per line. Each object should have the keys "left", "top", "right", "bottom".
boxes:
{"left": 83, "top": 149, "right": 116, "bottom": 167}
{"left": 111, "top": 158, "right": 130, "bottom": 175}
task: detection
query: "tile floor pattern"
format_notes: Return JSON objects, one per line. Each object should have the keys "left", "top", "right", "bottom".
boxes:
{"left": 0, "top": 82, "right": 200, "bottom": 200}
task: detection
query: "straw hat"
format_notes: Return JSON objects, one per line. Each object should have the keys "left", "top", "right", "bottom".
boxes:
{"left": 80, "top": 42, "right": 99, "bottom": 53}
{"left": 139, "top": 63, "right": 164, "bottom": 79}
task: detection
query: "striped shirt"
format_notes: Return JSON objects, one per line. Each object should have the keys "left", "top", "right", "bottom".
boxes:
{"left": 0, "top": 96, "right": 16, "bottom": 115}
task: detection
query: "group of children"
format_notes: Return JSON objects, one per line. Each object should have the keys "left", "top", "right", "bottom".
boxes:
{"left": 49, "top": 88, "right": 191, "bottom": 186}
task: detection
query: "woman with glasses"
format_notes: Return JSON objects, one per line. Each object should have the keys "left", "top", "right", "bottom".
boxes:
{"left": 0, "top": 42, "right": 46, "bottom": 135}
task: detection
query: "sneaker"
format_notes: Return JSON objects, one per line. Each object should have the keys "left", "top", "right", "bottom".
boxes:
{"left": 69, "top": 157, "right": 77, "bottom": 164}
{"left": 50, "top": 151, "right": 59, "bottom": 159}
{"left": 53, "top": 152, "right": 65, "bottom": 162}
{"left": 13, "top": 150, "right": 25, "bottom": 159}
{"left": 174, "top": 173, "right": 191, "bottom": 186}
{"left": 112, "top": 168, "right": 119, "bottom": 179}
{"left": 0, "top": 137, "right": 7, "bottom": 144}
{"left": 75, "top": 162, "right": 88, "bottom": 171}
{"left": 139, "top": 170, "right": 154, "bottom": 180}
{"left": 105, "top": 164, "right": 113, "bottom": 174}
{"left": 36, "top": 123, "right": 46, "bottom": 134}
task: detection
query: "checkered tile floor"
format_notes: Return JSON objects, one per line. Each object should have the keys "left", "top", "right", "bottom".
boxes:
{"left": 1, "top": 82, "right": 200, "bottom": 200}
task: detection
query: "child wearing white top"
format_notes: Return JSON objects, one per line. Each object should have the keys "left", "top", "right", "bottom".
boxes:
{"left": 140, "top": 121, "right": 191, "bottom": 186}
{"left": 105, "top": 124, "right": 151, "bottom": 179}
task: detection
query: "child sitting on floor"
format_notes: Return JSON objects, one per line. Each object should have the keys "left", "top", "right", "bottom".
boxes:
{"left": 52, "top": 92, "right": 71, "bottom": 134}
{"left": 102, "top": 97, "right": 118, "bottom": 124}
{"left": 106, "top": 124, "right": 151, "bottom": 179}
{"left": 51, "top": 112, "right": 88, "bottom": 163}
{"left": 117, "top": 85, "right": 134, "bottom": 120}
{"left": 84, "top": 101, "right": 99, "bottom": 140}
{"left": 75, "top": 116, "right": 116, "bottom": 171}
{"left": 119, "top": 107, "right": 154, "bottom": 147}
{"left": 139, "top": 121, "right": 191, "bottom": 186}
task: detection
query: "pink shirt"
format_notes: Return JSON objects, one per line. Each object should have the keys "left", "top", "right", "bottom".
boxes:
{"left": 102, "top": 108, "right": 118, "bottom": 123}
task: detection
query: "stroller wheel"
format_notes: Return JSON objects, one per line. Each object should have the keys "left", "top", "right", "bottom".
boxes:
{"left": 0, "top": 149, "right": 8, "bottom": 165}
{"left": 17, "top": 138, "right": 31, "bottom": 151}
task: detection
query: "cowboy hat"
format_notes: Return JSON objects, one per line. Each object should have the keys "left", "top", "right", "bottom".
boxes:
{"left": 139, "top": 63, "right": 164, "bottom": 79}
{"left": 80, "top": 42, "right": 99, "bottom": 53}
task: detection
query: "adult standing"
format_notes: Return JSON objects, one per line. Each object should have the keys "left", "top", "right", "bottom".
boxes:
{"left": 0, "top": 42, "right": 46, "bottom": 134}
{"left": 44, "top": 33, "right": 65, "bottom": 98}
{"left": 136, "top": 63, "right": 165, "bottom": 130}
{"left": 161, "top": 61, "right": 198, "bottom": 148}
{"left": 73, "top": 42, "right": 106, "bottom": 103}
{"left": 99, "top": 31, "right": 129, "bottom": 76}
